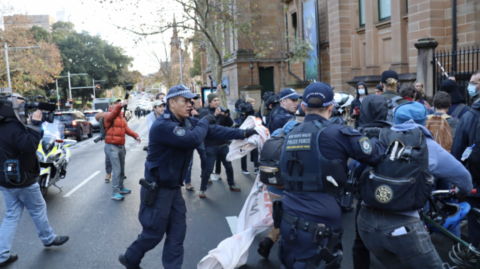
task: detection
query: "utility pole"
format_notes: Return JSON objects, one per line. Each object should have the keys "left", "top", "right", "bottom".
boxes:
{"left": 4, "top": 43, "right": 11, "bottom": 89}
{"left": 56, "top": 79, "right": 60, "bottom": 110}
{"left": 68, "top": 71, "right": 72, "bottom": 102}
{"left": 2, "top": 43, "right": 40, "bottom": 89}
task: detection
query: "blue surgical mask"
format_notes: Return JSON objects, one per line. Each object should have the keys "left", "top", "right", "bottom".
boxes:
{"left": 468, "top": 84, "right": 478, "bottom": 97}
{"left": 358, "top": 89, "right": 365, "bottom": 96}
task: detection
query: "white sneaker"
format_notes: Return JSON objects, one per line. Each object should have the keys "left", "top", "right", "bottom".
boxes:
{"left": 210, "top": 174, "right": 221, "bottom": 181}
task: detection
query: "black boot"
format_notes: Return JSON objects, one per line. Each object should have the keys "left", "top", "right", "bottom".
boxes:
{"left": 257, "top": 237, "right": 274, "bottom": 259}
{"left": 44, "top": 236, "right": 69, "bottom": 247}
{"left": 118, "top": 254, "right": 143, "bottom": 269}
{"left": 0, "top": 254, "right": 18, "bottom": 267}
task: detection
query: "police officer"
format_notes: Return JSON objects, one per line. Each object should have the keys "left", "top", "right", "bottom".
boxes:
{"left": 118, "top": 85, "right": 257, "bottom": 269}
{"left": 267, "top": 88, "right": 300, "bottom": 133}
{"left": 277, "top": 82, "right": 385, "bottom": 269}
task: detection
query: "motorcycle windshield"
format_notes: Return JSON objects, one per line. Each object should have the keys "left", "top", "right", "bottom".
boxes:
{"left": 42, "top": 119, "right": 65, "bottom": 144}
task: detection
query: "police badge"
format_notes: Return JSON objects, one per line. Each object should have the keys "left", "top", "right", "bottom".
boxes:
{"left": 173, "top": 126, "right": 186, "bottom": 136}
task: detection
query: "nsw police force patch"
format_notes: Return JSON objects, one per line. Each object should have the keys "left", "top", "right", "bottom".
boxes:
{"left": 173, "top": 126, "right": 186, "bottom": 136}
{"left": 359, "top": 137, "right": 372, "bottom": 155}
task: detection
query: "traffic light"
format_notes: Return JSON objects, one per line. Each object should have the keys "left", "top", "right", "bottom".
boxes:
{"left": 69, "top": 99, "right": 73, "bottom": 103}
{"left": 96, "top": 84, "right": 101, "bottom": 89}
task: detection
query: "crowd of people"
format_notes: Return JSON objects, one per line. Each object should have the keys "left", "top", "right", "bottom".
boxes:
{"left": 0, "top": 69, "right": 479, "bottom": 269}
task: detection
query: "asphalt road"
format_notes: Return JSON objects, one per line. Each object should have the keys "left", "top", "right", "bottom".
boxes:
{"left": 0, "top": 95, "right": 457, "bottom": 268}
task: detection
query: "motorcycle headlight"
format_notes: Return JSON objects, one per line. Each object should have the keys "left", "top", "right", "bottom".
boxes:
{"left": 47, "top": 154, "right": 56, "bottom": 162}
{"left": 37, "top": 151, "right": 44, "bottom": 160}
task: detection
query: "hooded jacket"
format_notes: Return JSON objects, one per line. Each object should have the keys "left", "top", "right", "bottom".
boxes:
{"left": 104, "top": 103, "right": 139, "bottom": 145}
{"left": 439, "top": 79, "right": 470, "bottom": 118}
{"left": 358, "top": 95, "right": 390, "bottom": 128}
{"left": 350, "top": 82, "right": 368, "bottom": 128}
{"left": 451, "top": 100, "right": 480, "bottom": 197}
{"left": 199, "top": 105, "right": 235, "bottom": 147}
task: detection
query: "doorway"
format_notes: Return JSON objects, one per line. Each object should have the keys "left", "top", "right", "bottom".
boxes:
{"left": 259, "top": 67, "right": 275, "bottom": 97}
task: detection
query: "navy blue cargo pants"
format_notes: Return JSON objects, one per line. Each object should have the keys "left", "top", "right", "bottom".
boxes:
{"left": 124, "top": 187, "right": 186, "bottom": 269}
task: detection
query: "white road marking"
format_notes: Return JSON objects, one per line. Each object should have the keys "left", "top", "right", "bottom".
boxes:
{"left": 63, "top": 171, "right": 101, "bottom": 197}
{"left": 226, "top": 216, "right": 238, "bottom": 235}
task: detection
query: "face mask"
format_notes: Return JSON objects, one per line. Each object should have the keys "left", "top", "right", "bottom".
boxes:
{"left": 358, "top": 89, "right": 365, "bottom": 96}
{"left": 468, "top": 84, "right": 478, "bottom": 97}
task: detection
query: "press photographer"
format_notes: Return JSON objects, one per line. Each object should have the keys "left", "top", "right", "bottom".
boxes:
{"left": 0, "top": 92, "right": 69, "bottom": 267}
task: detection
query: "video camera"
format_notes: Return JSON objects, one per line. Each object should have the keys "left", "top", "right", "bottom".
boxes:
{"left": 219, "top": 106, "right": 230, "bottom": 114}
{"left": 0, "top": 88, "right": 56, "bottom": 126}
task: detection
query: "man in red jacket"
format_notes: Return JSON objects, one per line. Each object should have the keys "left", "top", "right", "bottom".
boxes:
{"left": 105, "top": 97, "right": 141, "bottom": 201}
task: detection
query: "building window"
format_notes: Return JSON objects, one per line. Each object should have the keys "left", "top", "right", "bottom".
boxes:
{"left": 378, "top": 0, "right": 391, "bottom": 21}
{"left": 359, "top": 0, "right": 365, "bottom": 27}
{"left": 292, "top": 12, "right": 298, "bottom": 42}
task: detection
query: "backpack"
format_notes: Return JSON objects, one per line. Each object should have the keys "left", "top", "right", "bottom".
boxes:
{"left": 259, "top": 130, "right": 286, "bottom": 187}
{"left": 386, "top": 96, "right": 403, "bottom": 123}
{"left": 99, "top": 117, "right": 112, "bottom": 140}
{"left": 425, "top": 115, "right": 453, "bottom": 152}
{"left": 359, "top": 127, "right": 434, "bottom": 212}
{"left": 451, "top": 103, "right": 467, "bottom": 118}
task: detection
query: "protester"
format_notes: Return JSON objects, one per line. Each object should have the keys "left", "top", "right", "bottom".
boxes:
{"left": 0, "top": 95, "right": 69, "bottom": 267}
{"left": 381, "top": 70, "right": 408, "bottom": 105}
{"left": 429, "top": 91, "right": 458, "bottom": 140}
{"left": 451, "top": 70, "right": 480, "bottom": 248}
{"left": 358, "top": 101, "right": 472, "bottom": 268}
{"left": 374, "top": 84, "right": 383, "bottom": 95}
{"left": 468, "top": 71, "right": 480, "bottom": 104}
{"left": 350, "top": 82, "right": 368, "bottom": 128}
{"left": 104, "top": 97, "right": 141, "bottom": 201}
{"left": 414, "top": 81, "right": 431, "bottom": 109}
{"left": 198, "top": 87, "right": 241, "bottom": 198}
{"left": 184, "top": 99, "right": 207, "bottom": 191}
{"left": 146, "top": 100, "right": 165, "bottom": 131}
{"left": 238, "top": 102, "right": 259, "bottom": 175}
{"left": 438, "top": 79, "right": 470, "bottom": 118}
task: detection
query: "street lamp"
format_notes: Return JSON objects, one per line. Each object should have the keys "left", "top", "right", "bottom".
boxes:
{"left": 249, "top": 60, "right": 254, "bottom": 85}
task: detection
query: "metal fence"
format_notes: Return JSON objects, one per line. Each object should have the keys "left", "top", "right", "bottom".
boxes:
{"left": 433, "top": 46, "right": 480, "bottom": 103}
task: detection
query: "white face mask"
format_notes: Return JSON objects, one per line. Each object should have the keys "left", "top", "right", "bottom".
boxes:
{"left": 468, "top": 84, "right": 478, "bottom": 97}
{"left": 358, "top": 89, "right": 365, "bottom": 96}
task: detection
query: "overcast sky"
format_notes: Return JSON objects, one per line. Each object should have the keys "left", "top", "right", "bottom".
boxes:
{"left": 5, "top": 0, "right": 189, "bottom": 76}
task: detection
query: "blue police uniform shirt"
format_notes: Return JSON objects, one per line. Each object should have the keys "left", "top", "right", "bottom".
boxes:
{"left": 145, "top": 107, "right": 245, "bottom": 188}
{"left": 269, "top": 106, "right": 296, "bottom": 133}
{"left": 282, "top": 114, "right": 385, "bottom": 228}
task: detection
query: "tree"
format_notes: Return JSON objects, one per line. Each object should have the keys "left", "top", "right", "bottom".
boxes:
{"left": 118, "top": 69, "right": 143, "bottom": 89}
{"left": 49, "top": 21, "right": 133, "bottom": 108}
{"left": 189, "top": 48, "right": 201, "bottom": 78}
{"left": 0, "top": 15, "right": 63, "bottom": 96}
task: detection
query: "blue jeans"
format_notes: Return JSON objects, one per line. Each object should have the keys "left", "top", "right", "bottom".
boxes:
{"left": 0, "top": 183, "right": 56, "bottom": 262}
{"left": 358, "top": 206, "right": 442, "bottom": 269}
{"left": 105, "top": 143, "right": 126, "bottom": 195}
{"left": 184, "top": 143, "right": 207, "bottom": 185}
{"left": 124, "top": 187, "right": 186, "bottom": 269}
{"left": 200, "top": 145, "right": 234, "bottom": 191}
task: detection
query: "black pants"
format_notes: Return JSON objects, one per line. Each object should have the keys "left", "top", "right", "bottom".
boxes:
{"left": 352, "top": 198, "right": 370, "bottom": 269}
{"left": 241, "top": 149, "right": 259, "bottom": 171}
{"left": 215, "top": 159, "right": 221, "bottom": 174}
{"left": 466, "top": 197, "right": 480, "bottom": 248}
{"left": 124, "top": 187, "right": 186, "bottom": 269}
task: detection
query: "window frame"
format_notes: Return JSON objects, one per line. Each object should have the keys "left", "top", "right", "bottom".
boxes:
{"left": 359, "top": 0, "right": 366, "bottom": 27}
{"left": 378, "top": 0, "right": 391, "bottom": 21}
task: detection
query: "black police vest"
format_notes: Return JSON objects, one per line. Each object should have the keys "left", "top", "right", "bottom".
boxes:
{"left": 280, "top": 120, "right": 346, "bottom": 196}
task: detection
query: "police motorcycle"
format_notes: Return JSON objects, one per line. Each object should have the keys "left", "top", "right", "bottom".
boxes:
{"left": 333, "top": 92, "right": 354, "bottom": 118}
{"left": 37, "top": 120, "right": 76, "bottom": 196}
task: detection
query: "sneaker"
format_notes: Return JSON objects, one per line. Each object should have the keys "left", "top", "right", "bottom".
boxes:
{"left": 0, "top": 254, "right": 18, "bottom": 266}
{"left": 111, "top": 193, "right": 125, "bottom": 200}
{"left": 119, "top": 188, "right": 131, "bottom": 194}
{"left": 254, "top": 167, "right": 260, "bottom": 175}
{"left": 118, "top": 254, "right": 143, "bottom": 269}
{"left": 257, "top": 237, "right": 274, "bottom": 259}
{"left": 242, "top": 169, "right": 249, "bottom": 175}
{"left": 215, "top": 173, "right": 222, "bottom": 180}
{"left": 124, "top": 175, "right": 127, "bottom": 179}
{"left": 208, "top": 178, "right": 213, "bottom": 184}
{"left": 105, "top": 173, "right": 111, "bottom": 183}
{"left": 44, "top": 236, "right": 69, "bottom": 247}
{"left": 199, "top": 191, "right": 207, "bottom": 198}
{"left": 229, "top": 185, "right": 241, "bottom": 192}
{"left": 185, "top": 184, "right": 195, "bottom": 191}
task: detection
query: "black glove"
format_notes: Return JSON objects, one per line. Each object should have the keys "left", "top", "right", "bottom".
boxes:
{"left": 203, "top": 114, "right": 217, "bottom": 125}
{"left": 244, "top": 128, "right": 258, "bottom": 138}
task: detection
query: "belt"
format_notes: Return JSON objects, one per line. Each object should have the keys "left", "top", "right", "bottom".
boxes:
{"left": 282, "top": 211, "right": 343, "bottom": 244}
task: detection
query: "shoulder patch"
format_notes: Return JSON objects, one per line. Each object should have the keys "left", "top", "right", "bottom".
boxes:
{"left": 359, "top": 137, "right": 372, "bottom": 155}
{"left": 173, "top": 126, "right": 186, "bottom": 137}
{"left": 339, "top": 126, "right": 362, "bottom": 136}
{"left": 164, "top": 113, "right": 170, "bottom": 119}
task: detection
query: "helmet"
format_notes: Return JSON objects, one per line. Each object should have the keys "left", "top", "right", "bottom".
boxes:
{"left": 427, "top": 201, "right": 471, "bottom": 233}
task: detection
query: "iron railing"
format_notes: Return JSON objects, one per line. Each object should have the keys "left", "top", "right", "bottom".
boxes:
{"left": 433, "top": 46, "right": 480, "bottom": 103}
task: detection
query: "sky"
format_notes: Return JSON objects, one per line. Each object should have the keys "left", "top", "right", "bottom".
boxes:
{"left": 4, "top": 0, "right": 191, "bottom": 76}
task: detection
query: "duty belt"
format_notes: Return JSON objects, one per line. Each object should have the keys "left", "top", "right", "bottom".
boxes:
{"left": 282, "top": 210, "right": 343, "bottom": 244}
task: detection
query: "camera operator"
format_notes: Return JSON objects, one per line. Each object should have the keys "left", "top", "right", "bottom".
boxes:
{"left": 0, "top": 94, "right": 69, "bottom": 267}
{"left": 198, "top": 87, "right": 241, "bottom": 198}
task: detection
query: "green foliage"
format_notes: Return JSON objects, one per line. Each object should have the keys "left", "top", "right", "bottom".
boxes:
{"left": 189, "top": 49, "right": 202, "bottom": 77}
{"left": 289, "top": 40, "right": 313, "bottom": 63}
{"left": 30, "top": 26, "right": 50, "bottom": 42}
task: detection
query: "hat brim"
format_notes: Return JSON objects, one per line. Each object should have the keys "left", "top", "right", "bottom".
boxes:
{"left": 109, "top": 98, "right": 122, "bottom": 104}
{"left": 175, "top": 92, "right": 199, "bottom": 100}
{"left": 281, "top": 93, "right": 301, "bottom": 100}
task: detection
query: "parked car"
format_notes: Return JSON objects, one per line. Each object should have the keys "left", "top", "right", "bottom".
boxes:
{"left": 83, "top": 110, "right": 102, "bottom": 131}
{"left": 54, "top": 111, "right": 93, "bottom": 141}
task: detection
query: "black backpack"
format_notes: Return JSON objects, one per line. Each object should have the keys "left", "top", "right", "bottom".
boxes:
{"left": 99, "top": 117, "right": 112, "bottom": 140}
{"left": 259, "top": 130, "right": 286, "bottom": 187}
{"left": 386, "top": 96, "right": 403, "bottom": 123}
{"left": 359, "top": 127, "right": 434, "bottom": 212}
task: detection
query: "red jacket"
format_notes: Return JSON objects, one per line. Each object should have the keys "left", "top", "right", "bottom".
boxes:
{"left": 104, "top": 104, "right": 138, "bottom": 145}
